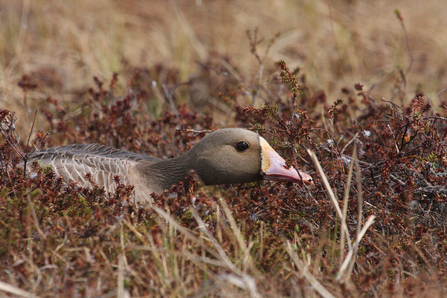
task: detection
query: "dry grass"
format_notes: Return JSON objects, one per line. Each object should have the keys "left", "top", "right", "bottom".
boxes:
{"left": 1, "top": 0, "right": 447, "bottom": 297}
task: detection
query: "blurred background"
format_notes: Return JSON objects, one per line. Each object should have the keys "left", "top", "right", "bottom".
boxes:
{"left": 1, "top": 0, "right": 447, "bottom": 136}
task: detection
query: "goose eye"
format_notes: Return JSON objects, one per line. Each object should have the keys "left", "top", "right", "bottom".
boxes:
{"left": 235, "top": 141, "right": 249, "bottom": 152}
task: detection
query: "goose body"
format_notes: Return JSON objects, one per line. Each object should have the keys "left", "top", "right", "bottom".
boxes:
{"left": 26, "top": 129, "right": 312, "bottom": 202}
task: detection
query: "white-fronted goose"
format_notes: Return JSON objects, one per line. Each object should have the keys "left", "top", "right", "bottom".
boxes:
{"left": 26, "top": 129, "right": 313, "bottom": 202}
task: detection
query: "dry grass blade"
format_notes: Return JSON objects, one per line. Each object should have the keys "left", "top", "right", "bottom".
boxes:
{"left": 27, "top": 196, "right": 46, "bottom": 240}
{"left": 340, "top": 145, "right": 356, "bottom": 264}
{"left": 117, "top": 253, "right": 125, "bottom": 298}
{"left": 307, "top": 149, "right": 352, "bottom": 248}
{"left": 337, "top": 216, "right": 375, "bottom": 283}
{"left": 150, "top": 205, "right": 221, "bottom": 260}
{"left": 218, "top": 197, "right": 247, "bottom": 252}
{"left": 355, "top": 142, "right": 364, "bottom": 255}
{"left": 191, "top": 207, "right": 262, "bottom": 298}
{"left": 337, "top": 144, "right": 375, "bottom": 283}
{"left": 285, "top": 241, "right": 335, "bottom": 298}
{"left": 308, "top": 147, "right": 376, "bottom": 285}
{"left": 150, "top": 204, "right": 262, "bottom": 296}
{"left": 0, "top": 281, "right": 40, "bottom": 298}
{"left": 218, "top": 197, "right": 261, "bottom": 276}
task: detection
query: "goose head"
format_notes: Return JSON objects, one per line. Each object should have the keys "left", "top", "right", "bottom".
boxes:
{"left": 183, "top": 128, "right": 313, "bottom": 186}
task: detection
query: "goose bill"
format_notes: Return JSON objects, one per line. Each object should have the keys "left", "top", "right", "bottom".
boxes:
{"left": 260, "top": 137, "right": 313, "bottom": 184}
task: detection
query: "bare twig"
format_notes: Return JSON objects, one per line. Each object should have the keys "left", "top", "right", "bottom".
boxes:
{"left": 246, "top": 29, "right": 279, "bottom": 105}
{"left": 388, "top": 124, "right": 400, "bottom": 153}
{"left": 22, "top": 110, "right": 38, "bottom": 176}
{"left": 436, "top": 87, "right": 447, "bottom": 97}
{"left": 423, "top": 116, "right": 447, "bottom": 122}
{"left": 175, "top": 128, "right": 213, "bottom": 137}
{"left": 395, "top": 10, "right": 413, "bottom": 75}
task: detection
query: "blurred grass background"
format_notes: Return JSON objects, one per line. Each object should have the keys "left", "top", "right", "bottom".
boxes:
{"left": 1, "top": 0, "right": 447, "bottom": 135}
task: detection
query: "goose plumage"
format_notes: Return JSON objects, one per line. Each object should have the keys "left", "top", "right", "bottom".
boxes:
{"left": 26, "top": 129, "right": 313, "bottom": 202}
